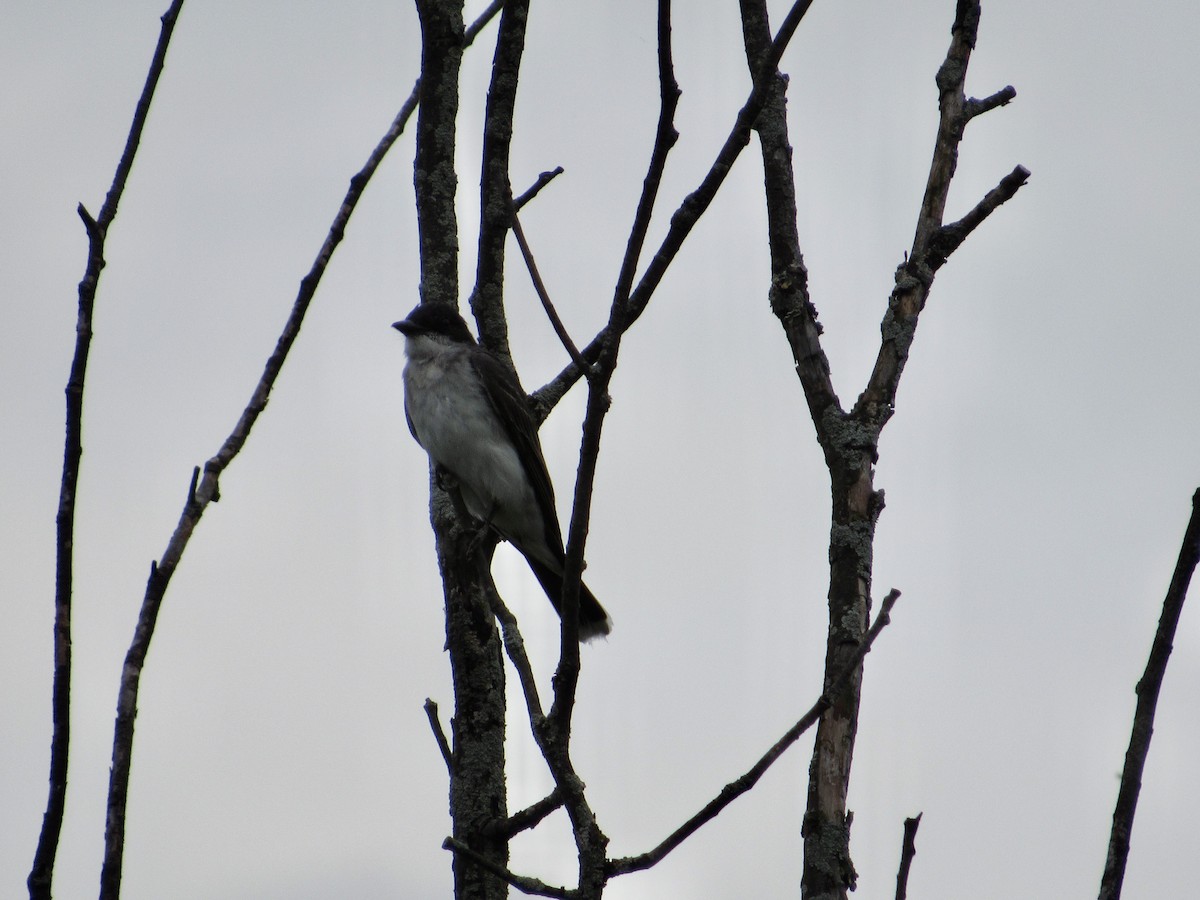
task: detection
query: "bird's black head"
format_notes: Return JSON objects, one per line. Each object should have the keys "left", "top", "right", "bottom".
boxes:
{"left": 392, "top": 303, "right": 476, "bottom": 345}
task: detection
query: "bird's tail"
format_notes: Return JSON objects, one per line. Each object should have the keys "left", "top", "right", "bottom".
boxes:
{"left": 525, "top": 559, "right": 612, "bottom": 642}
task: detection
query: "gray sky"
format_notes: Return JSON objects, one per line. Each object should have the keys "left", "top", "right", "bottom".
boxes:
{"left": 3, "top": 1, "right": 1199, "bottom": 898}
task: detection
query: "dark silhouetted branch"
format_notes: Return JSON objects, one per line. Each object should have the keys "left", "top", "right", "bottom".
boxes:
{"left": 964, "top": 84, "right": 1016, "bottom": 120}
{"left": 30, "top": 4, "right": 187, "bottom": 899}
{"left": 855, "top": 0, "right": 1026, "bottom": 425}
{"left": 895, "top": 813, "right": 922, "bottom": 900}
{"left": 609, "top": 590, "right": 900, "bottom": 878}
{"left": 511, "top": 210, "right": 591, "bottom": 378}
{"left": 425, "top": 699, "right": 453, "bottom": 773}
{"left": 483, "top": 790, "right": 565, "bottom": 840}
{"left": 514, "top": 167, "right": 564, "bottom": 211}
{"left": 507, "top": 167, "right": 588, "bottom": 374}
{"left": 470, "top": 0, "right": 530, "bottom": 357}
{"left": 443, "top": 838, "right": 571, "bottom": 899}
{"left": 1099, "top": 488, "right": 1200, "bottom": 900}
{"left": 487, "top": 584, "right": 546, "bottom": 729}
{"left": 532, "top": 0, "right": 817, "bottom": 416}
{"left": 91, "top": 2, "right": 513, "bottom": 887}
{"left": 412, "top": 5, "right": 522, "bottom": 899}
{"left": 924, "top": 164, "right": 1030, "bottom": 273}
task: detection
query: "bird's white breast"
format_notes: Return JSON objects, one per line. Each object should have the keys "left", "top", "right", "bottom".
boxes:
{"left": 402, "top": 335, "right": 545, "bottom": 553}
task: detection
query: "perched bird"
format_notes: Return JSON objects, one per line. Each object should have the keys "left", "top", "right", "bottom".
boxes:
{"left": 393, "top": 302, "right": 612, "bottom": 641}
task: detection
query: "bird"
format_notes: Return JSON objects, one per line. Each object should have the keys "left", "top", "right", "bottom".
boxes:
{"left": 392, "top": 302, "right": 612, "bottom": 641}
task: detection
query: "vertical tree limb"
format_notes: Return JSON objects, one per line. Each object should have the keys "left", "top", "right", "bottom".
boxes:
{"left": 29, "top": 4, "right": 186, "bottom": 898}
{"left": 737, "top": 2, "right": 1024, "bottom": 897}
{"left": 894, "top": 814, "right": 922, "bottom": 900}
{"left": 413, "top": 2, "right": 514, "bottom": 899}
{"left": 737, "top": 0, "right": 865, "bottom": 894}
{"left": 414, "top": 0, "right": 464, "bottom": 310}
{"left": 1098, "top": 489, "right": 1200, "bottom": 900}
{"left": 470, "top": 0, "right": 530, "bottom": 359}
{"left": 737, "top": 0, "right": 838, "bottom": 431}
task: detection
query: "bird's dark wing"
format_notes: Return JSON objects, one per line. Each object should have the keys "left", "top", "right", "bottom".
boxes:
{"left": 469, "top": 348, "right": 565, "bottom": 553}
{"left": 404, "top": 404, "right": 420, "bottom": 444}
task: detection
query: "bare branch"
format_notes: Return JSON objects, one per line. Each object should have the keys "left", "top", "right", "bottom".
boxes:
{"left": 412, "top": 4, "right": 519, "bottom": 899}
{"left": 609, "top": 590, "right": 901, "bottom": 878}
{"left": 470, "top": 0, "right": 530, "bottom": 357}
{"left": 514, "top": 166, "right": 564, "bottom": 211}
{"left": 496, "top": 6, "right": 698, "bottom": 893}
{"left": 532, "top": 0, "right": 818, "bottom": 417}
{"left": 1099, "top": 488, "right": 1200, "bottom": 900}
{"left": 610, "top": 0, "right": 681, "bottom": 319}
{"left": 924, "top": 164, "right": 1030, "bottom": 272}
{"left": 510, "top": 210, "right": 592, "bottom": 378}
{"left": 90, "top": 0, "right": 514, "bottom": 884}
{"left": 424, "top": 699, "right": 453, "bottom": 773}
{"left": 482, "top": 790, "right": 565, "bottom": 840}
{"left": 413, "top": 0, "right": 464, "bottom": 310}
{"left": 465, "top": 0, "right": 505, "bottom": 44}
{"left": 738, "top": 0, "right": 842, "bottom": 436}
{"left": 487, "top": 584, "right": 546, "bottom": 727}
{"left": 964, "top": 84, "right": 1016, "bottom": 120}
{"left": 548, "top": 0, "right": 694, "bottom": 762}
{"left": 29, "top": 4, "right": 186, "bottom": 898}
{"left": 895, "top": 813, "right": 923, "bottom": 900}
{"left": 912, "top": 0, "right": 1002, "bottom": 256}
{"left": 443, "top": 838, "right": 571, "bottom": 899}
{"left": 855, "top": 0, "right": 1026, "bottom": 424}
{"left": 508, "top": 166, "right": 590, "bottom": 377}
{"left": 623, "top": 0, "right": 815, "bottom": 321}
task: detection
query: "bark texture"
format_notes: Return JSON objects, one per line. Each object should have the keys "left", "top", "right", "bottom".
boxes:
{"left": 414, "top": 3, "right": 510, "bottom": 898}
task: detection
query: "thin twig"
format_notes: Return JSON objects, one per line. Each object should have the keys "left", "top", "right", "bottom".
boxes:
{"left": 443, "top": 838, "right": 571, "bottom": 899}
{"left": 520, "top": 7, "right": 693, "bottom": 893}
{"left": 609, "top": 589, "right": 901, "bottom": 877}
{"left": 609, "top": 0, "right": 681, "bottom": 321}
{"left": 465, "top": 0, "right": 504, "bottom": 43}
{"left": 549, "top": 0, "right": 686, "bottom": 720}
{"left": 95, "top": 4, "right": 506, "bottom": 894}
{"left": 29, "top": 4, "right": 187, "bottom": 899}
{"left": 1099, "top": 488, "right": 1200, "bottom": 900}
{"left": 895, "top": 813, "right": 922, "bottom": 900}
{"left": 101, "top": 95, "right": 415, "bottom": 900}
{"left": 510, "top": 210, "right": 591, "bottom": 377}
{"left": 532, "top": 0, "right": 818, "bottom": 417}
{"left": 514, "top": 167, "right": 564, "bottom": 211}
{"left": 424, "top": 699, "right": 453, "bottom": 773}
{"left": 487, "top": 585, "right": 546, "bottom": 728}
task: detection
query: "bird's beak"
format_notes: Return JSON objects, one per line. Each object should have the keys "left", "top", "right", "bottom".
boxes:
{"left": 392, "top": 320, "right": 413, "bottom": 335}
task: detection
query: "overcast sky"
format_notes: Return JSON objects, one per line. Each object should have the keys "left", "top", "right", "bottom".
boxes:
{"left": 3, "top": 1, "right": 1199, "bottom": 898}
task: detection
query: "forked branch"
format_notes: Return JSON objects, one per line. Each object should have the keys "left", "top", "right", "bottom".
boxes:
{"left": 856, "top": 0, "right": 1027, "bottom": 424}
{"left": 532, "top": 0, "right": 819, "bottom": 416}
